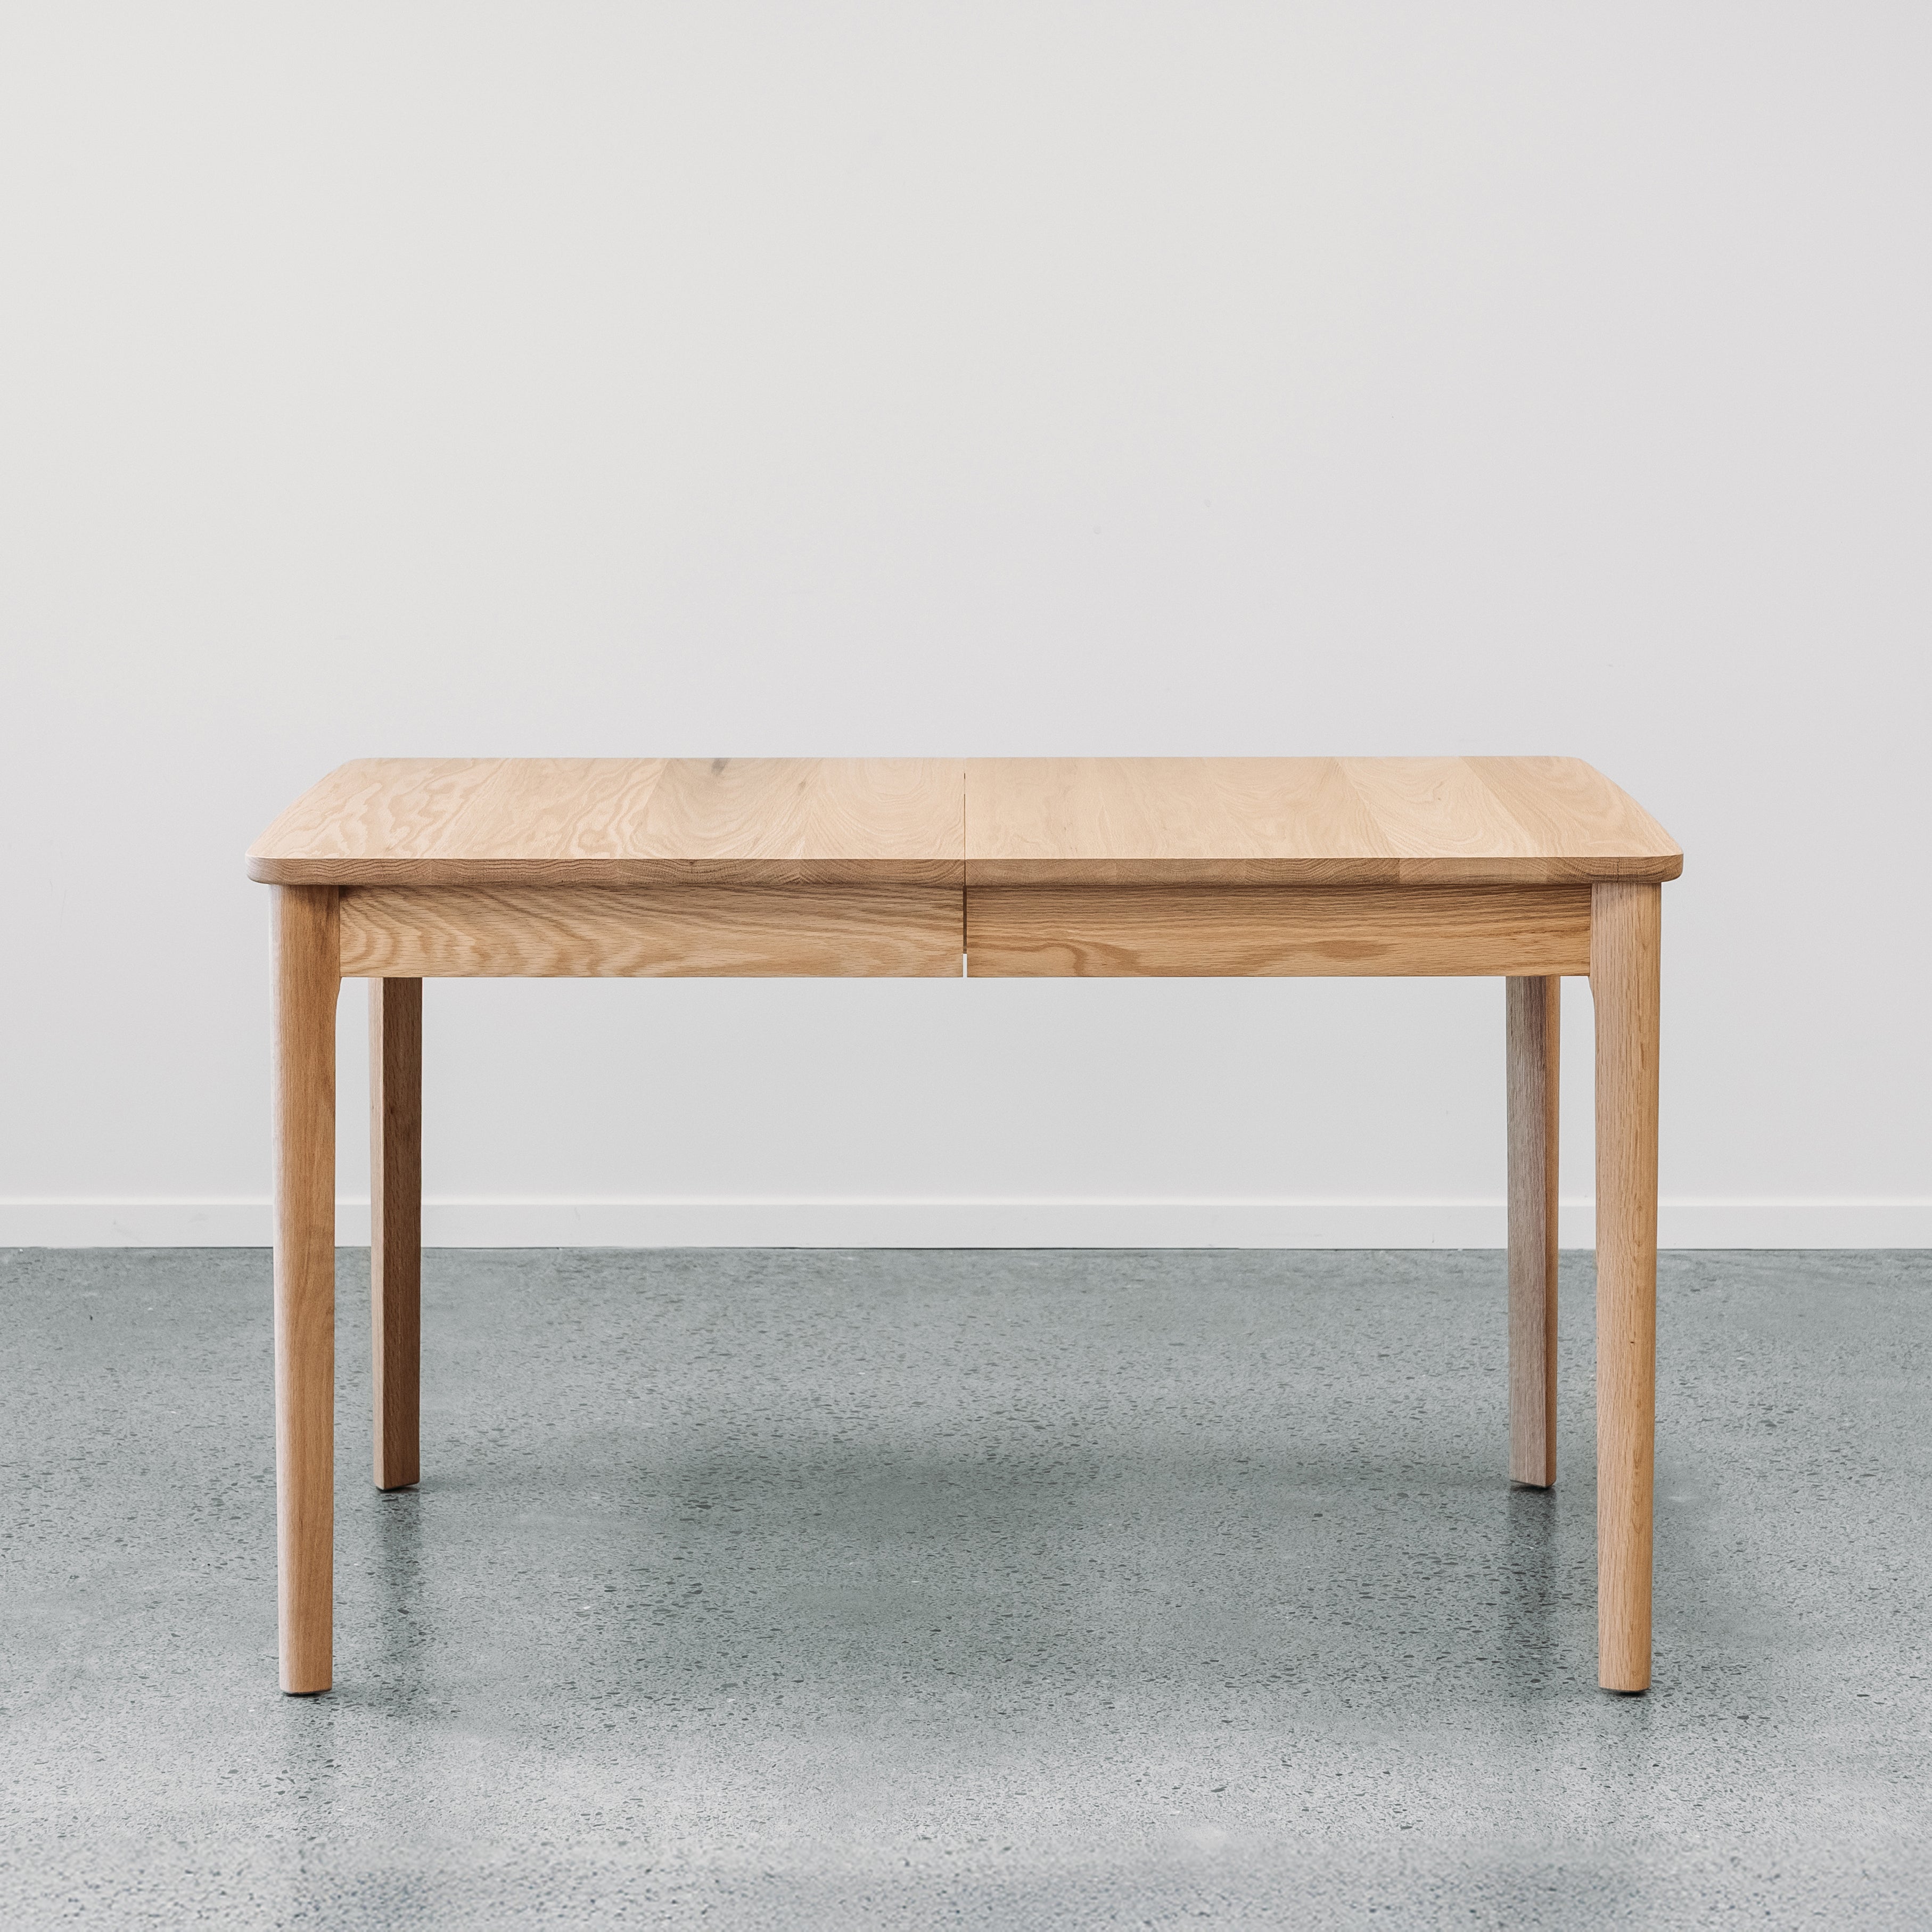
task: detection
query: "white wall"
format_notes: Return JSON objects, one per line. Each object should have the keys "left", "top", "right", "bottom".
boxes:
{"left": 3, "top": 3, "right": 1927, "bottom": 1248}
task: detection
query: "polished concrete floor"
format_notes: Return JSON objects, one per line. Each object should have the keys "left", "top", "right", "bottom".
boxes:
{"left": 2, "top": 1246, "right": 1927, "bottom": 1928}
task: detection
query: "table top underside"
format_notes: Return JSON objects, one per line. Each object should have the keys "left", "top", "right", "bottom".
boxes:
{"left": 247, "top": 758, "right": 1682, "bottom": 888}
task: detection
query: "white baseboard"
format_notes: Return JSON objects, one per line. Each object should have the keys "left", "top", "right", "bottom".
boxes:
{"left": 2, "top": 1199, "right": 1927, "bottom": 1249}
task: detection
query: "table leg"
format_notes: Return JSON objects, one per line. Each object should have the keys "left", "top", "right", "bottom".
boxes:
{"left": 369, "top": 977, "right": 422, "bottom": 1492}
{"left": 273, "top": 884, "right": 340, "bottom": 1695}
{"left": 1592, "top": 881, "right": 1661, "bottom": 1693}
{"left": 1507, "top": 975, "right": 1559, "bottom": 1487}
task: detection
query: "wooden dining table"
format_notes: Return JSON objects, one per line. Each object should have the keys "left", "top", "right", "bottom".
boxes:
{"left": 248, "top": 756, "right": 1681, "bottom": 1697}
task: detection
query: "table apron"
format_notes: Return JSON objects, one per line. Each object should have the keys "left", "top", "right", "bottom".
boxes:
{"left": 337, "top": 881, "right": 1594, "bottom": 979}
{"left": 337, "top": 883, "right": 965, "bottom": 977}
{"left": 963, "top": 884, "right": 1593, "bottom": 977}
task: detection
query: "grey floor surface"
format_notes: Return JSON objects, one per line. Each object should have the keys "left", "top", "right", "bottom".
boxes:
{"left": 2, "top": 1247, "right": 1928, "bottom": 1929}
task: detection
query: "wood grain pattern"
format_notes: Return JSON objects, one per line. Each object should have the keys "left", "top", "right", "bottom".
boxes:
{"left": 964, "top": 885, "right": 1591, "bottom": 977}
{"left": 1340, "top": 757, "right": 1532, "bottom": 867}
{"left": 1592, "top": 881, "right": 1662, "bottom": 1693}
{"left": 255, "top": 761, "right": 510, "bottom": 877}
{"left": 339, "top": 883, "right": 966, "bottom": 978}
{"left": 1507, "top": 975, "right": 1560, "bottom": 1489}
{"left": 254, "top": 756, "right": 1681, "bottom": 889}
{"left": 272, "top": 884, "right": 339, "bottom": 1696}
{"left": 249, "top": 759, "right": 966, "bottom": 886}
{"left": 369, "top": 977, "right": 421, "bottom": 1494}
{"left": 1467, "top": 758, "right": 1681, "bottom": 876}
{"left": 964, "top": 758, "right": 1681, "bottom": 886}
{"left": 964, "top": 758, "right": 1396, "bottom": 885}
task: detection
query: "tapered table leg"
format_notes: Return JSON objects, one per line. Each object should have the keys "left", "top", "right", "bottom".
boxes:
{"left": 273, "top": 884, "right": 340, "bottom": 1695}
{"left": 369, "top": 977, "right": 422, "bottom": 1492}
{"left": 1507, "top": 975, "right": 1560, "bottom": 1487}
{"left": 1592, "top": 882, "right": 1662, "bottom": 1693}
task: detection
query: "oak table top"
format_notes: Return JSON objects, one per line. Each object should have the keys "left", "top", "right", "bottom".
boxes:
{"left": 248, "top": 756, "right": 1680, "bottom": 889}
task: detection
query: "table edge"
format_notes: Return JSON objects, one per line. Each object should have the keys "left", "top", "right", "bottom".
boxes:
{"left": 246, "top": 857, "right": 969, "bottom": 888}
{"left": 961, "top": 856, "right": 1684, "bottom": 885}
{"left": 247, "top": 853, "right": 1683, "bottom": 888}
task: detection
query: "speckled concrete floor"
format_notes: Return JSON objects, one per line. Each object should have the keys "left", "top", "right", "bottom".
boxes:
{"left": 2, "top": 1247, "right": 1928, "bottom": 1928}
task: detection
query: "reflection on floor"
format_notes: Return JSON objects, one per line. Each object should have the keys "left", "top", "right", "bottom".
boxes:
{"left": 3, "top": 1246, "right": 1927, "bottom": 1928}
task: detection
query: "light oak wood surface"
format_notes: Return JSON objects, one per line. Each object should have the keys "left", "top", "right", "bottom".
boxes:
{"left": 965, "top": 885, "right": 1590, "bottom": 977}
{"left": 251, "top": 757, "right": 1679, "bottom": 890}
{"left": 369, "top": 978, "right": 421, "bottom": 1493}
{"left": 272, "top": 885, "right": 339, "bottom": 1696}
{"left": 964, "top": 757, "right": 1681, "bottom": 886}
{"left": 249, "top": 758, "right": 968, "bottom": 887}
{"left": 1592, "top": 881, "right": 1662, "bottom": 1693}
{"left": 1507, "top": 975, "right": 1560, "bottom": 1488}
{"left": 339, "top": 883, "right": 964, "bottom": 978}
